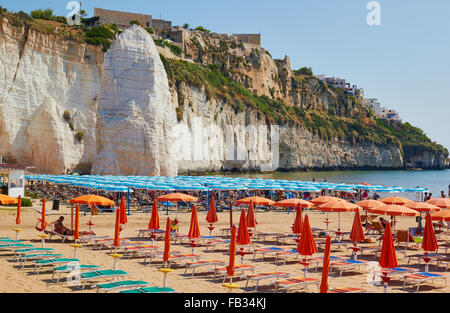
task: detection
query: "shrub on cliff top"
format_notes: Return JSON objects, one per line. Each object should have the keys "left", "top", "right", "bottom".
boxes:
{"left": 294, "top": 67, "right": 313, "bottom": 76}
{"left": 75, "top": 131, "right": 84, "bottom": 142}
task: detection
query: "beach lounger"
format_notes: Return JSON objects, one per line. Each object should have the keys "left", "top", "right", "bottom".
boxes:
{"left": 370, "top": 266, "right": 418, "bottom": 284}
{"left": 76, "top": 270, "right": 129, "bottom": 289}
{"left": 0, "top": 239, "right": 22, "bottom": 243}
{"left": 272, "top": 276, "right": 320, "bottom": 293}
{"left": 17, "top": 253, "right": 64, "bottom": 268}
{"left": 13, "top": 248, "right": 56, "bottom": 260}
{"left": 0, "top": 243, "right": 34, "bottom": 251}
{"left": 184, "top": 260, "right": 227, "bottom": 276}
{"left": 245, "top": 272, "right": 294, "bottom": 290}
{"left": 33, "top": 258, "right": 79, "bottom": 274}
{"left": 122, "top": 245, "right": 160, "bottom": 259}
{"left": 329, "top": 259, "right": 371, "bottom": 277}
{"left": 120, "top": 286, "right": 176, "bottom": 293}
{"left": 142, "top": 251, "right": 163, "bottom": 264}
{"left": 166, "top": 254, "right": 202, "bottom": 268}
{"left": 51, "top": 264, "right": 101, "bottom": 282}
{"left": 329, "top": 287, "right": 368, "bottom": 293}
{"left": 407, "top": 253, "right": 443, "bottom": 266}
{"left": 402, "top": 271, "right": 450, "bottom": 292}
{"left": 79, "top": 235, "right": 111, "bottom": 246}
{"left": 214, "top": 264, "right": 257, "bottom": 283}
{"left": 252, "top": 247, "right": 290, "bottom": 261}
{"left": 435, "top": 257, "right": 449, "bottom": 272}
{"left": 137, "top": 229, "right": 165, "bottom": 239}
{"left": 93, "top": 280, "right": 150, "bottom": 293}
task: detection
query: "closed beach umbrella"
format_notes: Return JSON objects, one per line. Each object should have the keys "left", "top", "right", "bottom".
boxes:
{"left": 350, "top": 209, "right": 365, "bottom": 243}
{"left": 378, "top": 222, "right": 398, "bottom": 292}
{"left": 405, "top": 202, "right": 441, "bottom": 213}
{"left": 227, "top": 225, "right": 237, "bottom": 279}
{"left": 320, "top": 236, "right": 332, "bottom": 293}
{"left": 380, "top": 196, "right": 413, "bottom": 205}
{"left": 148, "top": 201, "right": 160, "bottom": 230}
{"left": 236, "top": 209, "right": 250, "bottom": 245}
{"left": 422, "top": 213, "right": 438, "bottom": 272}
{"left": 74, "top": 204, "right": 80, "bottom": 241}
{"left": 163, "top": 217, "right": 171, "bottom": 265}
{"left": 119, "top": 197, "right": 127, "bottom": 226}
{"left": 206, "top": 195, "right": 218, "bottom": 224}
{"left": 292, "top": 206, "right": 303, "bottom": 235}
{"left": 15, "top": 195, "right": 21, "bottom": 225}
{"left": 0, "top": 194, "right": 18, "bottom": 205}
{"left": 41, "top": 199, "right": 46, "bottom": 231}
{"left": 113, "top": 201, "right": 121, "bottom": 248}
{"left": 188, "top": 206, "right": 200, "bottom": 239}
{"left": 247, "top": 200, "right": 257, "bottom": 228}
{"left": 297, "top": 215, "right": 317, "bottom": 256}
{"left": 236, "top": 196, "right": 275, "bottom": 206}
{"left": 426, "top": 198, "right": 450, "bottom": 209}
{"left": 430, "top": 209, "right": 450, "bottom": 222}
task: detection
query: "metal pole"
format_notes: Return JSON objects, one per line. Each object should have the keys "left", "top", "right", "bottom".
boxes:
{"left": 127, "top": 188, "right": 130, "bottom": 216}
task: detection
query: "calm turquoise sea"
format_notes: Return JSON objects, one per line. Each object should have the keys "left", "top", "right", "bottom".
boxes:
{"left": 231, "top": 169, "right": 450, "bottom": 200}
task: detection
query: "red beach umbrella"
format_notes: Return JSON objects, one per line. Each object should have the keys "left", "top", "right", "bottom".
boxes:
{"left": 380, "top": 196, "right": 413, "bottom": 205}
{"left": 188, "top": 206, "right": 200, "bottom": 239}
{"left": 236, "top": 209, "right": 250, "bottom": 245}
{"left": 236, "top": 196, "right": 275, "bottom": 206}
{"left": 292, "top": 206, "right": 303, "bottom": 235}
{"left": 379, "top": 222, "right": 398, "bottom": 269}
{"left": 15, "top": 195, "right": 21, "bottom": 225}
{"left": 247, "top": 200, "right": 257, "bottom": 228}
{"left": 206, "top": 195, "right": 218, "bottom": 224}
{"left": 356, "top": 199, "right": 384, "bottom": 210}
{"left": 422, "top": 213, "right": 438, "bottom": 253}
{"left": 74, "top": 204, "right": 80, "bottom": 241}
{"left": 430, "top": 209, "right": 450, "bottom": 222}
{"left": 148, "top": 201, "right": 160, "bottom": 230}
{"left": 350, "top": 209, "right": 365, "bottom": 243}
{"left": 274, "top": 198, "right": 314, "bottom": 209}
{"left": 113, "top": 201, "right": 121, "bottom": 248}
{"left": 320, "top": 236, "right": 332, "bottom": 293}
{"left": 426, "top": 198, "right": 450, "bottom": 209}
{"left": 227, "top": 225, "right": 237, "bottom": 279}
{"left": 119, "top": 197, "right": 127, "bottom": 226}
{"left": 157, "top": 193, "right": 198, "bottom": 202}
{"left": 41, "top": 199, "right": 46, "bottom": 231}
{"left": 163, "top": 217, "right": 171, "bottom": 265}
{"left": 405, "top": 202, "right": 441, "bottom": 213}
{"left": 310, "top": 196, "right": 343, "bottom": 206}
{"left": 297, "top": 215, "right": 317, "bottom": 256}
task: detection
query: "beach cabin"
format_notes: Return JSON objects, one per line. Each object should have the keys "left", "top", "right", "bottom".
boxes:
{"left": 0, "top": 163, "right": 32, "bottom": 198}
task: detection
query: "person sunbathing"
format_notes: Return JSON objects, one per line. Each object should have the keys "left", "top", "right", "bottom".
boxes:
{"left": 50, "top": 216, "right": 74, "bottom": 236}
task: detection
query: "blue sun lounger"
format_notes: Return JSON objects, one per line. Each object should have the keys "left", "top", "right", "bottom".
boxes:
{"left": 120, "top": 286, "right": 176, "bottom": 293}
{"left": 0, "top": 243, "right": 34, "bottom": 250}
{"left": 17, "top": 253, "right": 64, "bottom": 268}
{"left": 51, "top": 264, "right": 101, "bottom": 282}
{"left": 76, "top": 270, "right": 129, "bottom": 289}
{"left": 33, "top": 258, "right": 80, "bottom": 274}
{"left": 14, "top": 248, "right": 56, "bottom": 259}
{"left": 93, "top": 280, "right": 150, "bottom": 293}
{"left": 402, "top": 271, "right": 450, "bottom": 292}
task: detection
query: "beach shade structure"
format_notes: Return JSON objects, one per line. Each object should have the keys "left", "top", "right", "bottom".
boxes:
{"left": 430, "top": 209, "right": 450, "bottom": 222}
{"left": 421, "top": 213, "right": 439, "bottom": 272}
{"left": 426, "top": 198, "right": 450, "bottom": 209}
{"left": 378, "top": 223, "right": 398, "bottom": 293}
{"left": 188, "top": 206, "right": 201, "bottom": 254}
{"left": 349, "top": 209, "right": 365, "bottom": 260}
{"left": 235, "top": 196, "right": 275, "bottom": 206}
{"left": 156, "top": 193, "right": 198, "bottom": 203}
{"left": 236, "top": 209, "right": 250, "bottom": 264}
{"left": 367, "top": 204, "right": 419, "bottom": 231}
{"left": 119, "top": 197, "right": 127, "bottom": 230}
{"left": 320, "top": 236, "right": 332, "bottom": 293}
{"left": 297, "top": 215, "right": 318, "bottom": 276}
{"left": 113, "top": 201, "right": 121, "bottom": 249}
{"left": 291, "top": 206, "right": 303, "bottom": 237}
{"left": 147, "top": 201, "right": 160, "bottom": 245}
{"left": 404, "top": 202, "right": 441, "bottom": 213}
{"left": 0, "top": 194, "right": 18, "bottom": 205}
{"left": 274, "top": 198, "right": 314, "bottom": 209}
{"left": 206, "top": 195, "right": 218, "bottom": 236}
{"left": 70, "top": 195, "right": 115, "bottom": 206}
{"left": 310, "top": 196, "right": 343, "bottom": 206}
{"left": 74, "top": 204, "right": 80, "bottom": 241}
{"left": 356, "top": 199, "right": 384, "bottom": 211}
{"left": 39, "top": 199, "right": 47, "bottom": 232}
{"left": 246, "top": 200, "right": 257, "bottom": 233}
{"left": 380, "top": 196, "right": 414, "bottom": 205}
{"left": 225, "top": 225, "right": 237, "bottom": 286}
{"left": 317, "top": 200, "right": 361, "bottom": 235}
{"left": 15, "top": 195, "right": 21, "bottom": 225}
{"left": 159, "top": 217, "right": 174, "bottom": 288}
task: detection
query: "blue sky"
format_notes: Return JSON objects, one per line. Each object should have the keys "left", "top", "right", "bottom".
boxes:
{"left": 2, "top": 0, "right": 450, "bottom": 151}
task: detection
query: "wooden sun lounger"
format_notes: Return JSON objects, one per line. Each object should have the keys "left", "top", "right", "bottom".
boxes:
{"left": 272, "top": 276, "right": 320, "bottom": 293}
{"left": 402, "top": 271, "right": 450, "bottom": 292}
{"left": 245, "top": 272, "right": 294, "bottom": 290}
{"left": 184, "top": 260, "right": 227, "bottom": 276}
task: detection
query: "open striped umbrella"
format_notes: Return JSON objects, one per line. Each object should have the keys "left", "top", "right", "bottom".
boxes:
{"left": 405, "top": 202, "right": 441, "bottom": 213}
{"left": 430, "top": 209, "right": 450, "bottom": 222}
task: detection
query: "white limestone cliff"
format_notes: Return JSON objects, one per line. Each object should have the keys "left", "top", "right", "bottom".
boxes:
{"left": 91, "top": 25, "right": 178, "bottom": 176}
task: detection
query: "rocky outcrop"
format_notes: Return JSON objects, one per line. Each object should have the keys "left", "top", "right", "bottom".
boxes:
{"left": 91, "top": 25, "right": 178, "bottom": 176}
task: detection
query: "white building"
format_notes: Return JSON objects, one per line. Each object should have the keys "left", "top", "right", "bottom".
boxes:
{"left": 380, "top": 107, "right": 400, "bottom": 121}
{"left": 365, "top": 98, "right": 381, "bottom": 116}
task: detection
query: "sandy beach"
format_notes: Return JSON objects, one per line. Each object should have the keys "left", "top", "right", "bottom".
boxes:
{"left": 0, "top": 200, "right": 448, "bottom": 293}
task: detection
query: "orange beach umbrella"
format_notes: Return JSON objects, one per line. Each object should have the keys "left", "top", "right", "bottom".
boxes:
{"left": 380, "top": 196, "right": 413, "bottom": 206}
{"left": 70, "top": 195, "right": 115, "bottom": 206}
{"left": 310, "top": 196, "right": 342, "bottom": 206}
{"left": 157, "top": 193, "right": 198, "bottom": 203}
{"left": 320, "top": 236, "right": 332, "bottom": 293}
{"left": 297, "top": 215, "right": 317, "bottom": 256}
{"left": 113, "top": 200, "right": 121, "bottom": 248}
{"left": 368, "top": 204, "right": 419, "bottom": 217}
{"left": 247, "top": 200, "right": 257, "bottom": 228}
{"left": 41, "top": 199, "right": 46, "bottom": 231}
{"left": 274, "top": 198, "right": 314, "bottom": 209}
{"left": 318, "top": 200, "right": 361, "bottom": 232}
{"left": 236, "top": 196, "right": 275, "bottom": 206}
{"left": 292, "top": 206, "right": 303, "bottom": 235}
{"left": 188, "top": 206, "right": 200, "bottom": 239}
{"left": 379, "top": 222, "right": 398, "bottom": 269}
{"left": 0, "top": 194, "right": 18, "bottom": 205}
{"left": 148, "top": 201, "right": 160, "bottom": 230}
{"left": 405, "top": 202, "right": 441, "bottom": 213}
{"left": 227, "top": 225, "right": 237, "bottom": 278}
{"left": 206, "top": 196, "right": 218, "bottom": 224}
{"left": 119, "top": 197, "right": 127, "bottom": 226}
{"left": 163, "top": 217, "right": 171, "bottom": 264}
{"left": 236, "top": 209, "right": 250, "bottom": 245}
{"left": 356, "top": 199, "right": 384, "bottom": 210}
{"left": 422, "top": 213, "right": 438, "bottom": 253}
{"left": 430, "top": 209, "right": 450, "bottom": 222}
{"left": 74, "top": 204, "right": 80, "bottom": 241}
{"left": 350, "top": 209, "right": 365, "bottom": 243}
{"left": 426, "top": 198, "right": 450, "bottom": 209}
{"left": 15, "top": 195, "right": 21, "bottom": 225}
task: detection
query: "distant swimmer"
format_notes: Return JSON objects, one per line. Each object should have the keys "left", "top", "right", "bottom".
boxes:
{"left": 441, "top": 191, "right": 446, "bottom": 198}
